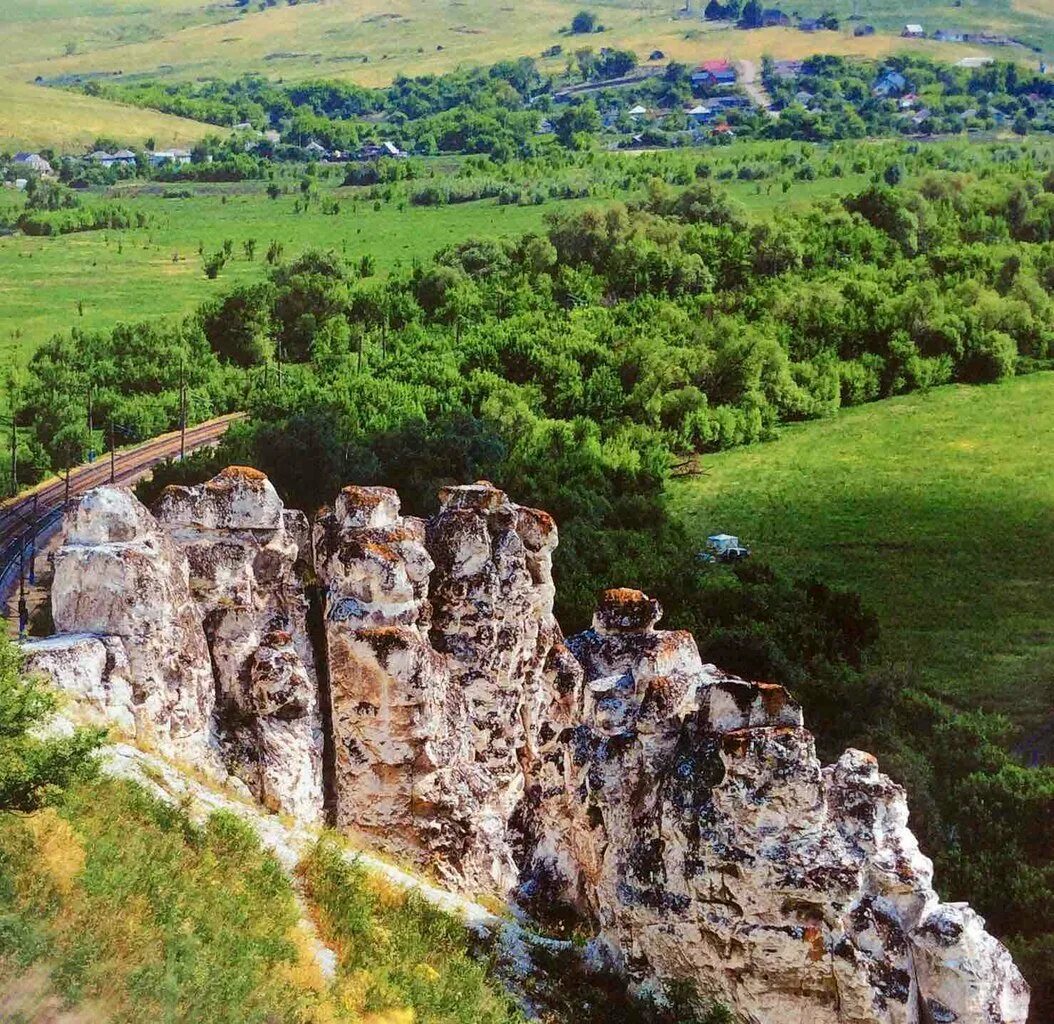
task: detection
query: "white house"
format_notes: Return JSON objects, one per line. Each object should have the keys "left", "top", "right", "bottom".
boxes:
{"left": 90, "top": 149, "right": 137, "bottom": 168}
{"left": 902, "top": 24, "right": 924, "bottom": 37}
{"left": 148, "top": 149, "right": 192, "bottom": 167}
{"left": 628, "top": 104, "right": 648, "bottom": 118}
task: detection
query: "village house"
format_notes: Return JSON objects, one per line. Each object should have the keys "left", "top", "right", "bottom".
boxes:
{"left": 771, "top": 59, "right": 804, "bottom": 79}
{"left": 686, "top": 103, "right": 714, "bottom": 124}
{"left": 761, "top": 8, "right": 789, "bottom": 26}
{"left": 11, "top": 152, "right": 54, "bottom": 176}
{"left": 873, "top": 70, "right": 908, "bottom": 98}
{"left": 356, "top": 140, "right": 405, "bottom": 161}
{"left": 304, "top": 140, "right": 330, "bottom": 158}
{"left": 707, "top": 94, "right": 750, "bottom": 111}
{"left": 627, "top": 104, "right": 649, "bottom": 119}
{"left": 902, "top": 24, "right": 925, "bottom": 38}
{"left": 147, "top": 149, "right": 192, "bottom": 167}
{"left": 89, "top": 149, "right": 137, "bottom": 169}
{"left": 932, "top": 28, "right": 966, "bottom": 43}
{"left": 691, "top": 59, "right": 737, "bottom": 88}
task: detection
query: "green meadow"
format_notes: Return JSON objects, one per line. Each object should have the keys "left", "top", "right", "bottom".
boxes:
{"left": 669, "top": 373, "right": 1054, "bottom": 735}
{"left": 0, "top": 183, "right": 566, "bottom": 376}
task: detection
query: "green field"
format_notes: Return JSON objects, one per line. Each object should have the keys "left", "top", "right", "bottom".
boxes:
{"left": 669, "top": 373, "right": 1054, "bottom": 734}
{"left": 0, "top": 0, "right": 1045, "bottom": 150}
{"left": 0, "top": 183, "right": 572, "bottom": 376}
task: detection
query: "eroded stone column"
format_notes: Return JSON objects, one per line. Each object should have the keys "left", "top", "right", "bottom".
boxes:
{"left": 46, "top": 486, "right": 218, "bottom": 768}
{"left": 154, "top": 467, "right": 323, "bottom": 821}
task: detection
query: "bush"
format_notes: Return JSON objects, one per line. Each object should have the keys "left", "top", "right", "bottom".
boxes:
{"left": 571, "top": 9, "right": 597, "bottom": 33}
{"left": 0, "top": 634, "right": 102, "bottom": 814}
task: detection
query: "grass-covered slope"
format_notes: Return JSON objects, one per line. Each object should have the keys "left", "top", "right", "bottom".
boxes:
{"left": 0, "top": 777, "right": 528, "bottom": 1024}
{"left": 669, "top": 373, "right": 1054, "bottom": 735}
{"left": 0, "top": 78, "right": 213, "bottom": 153}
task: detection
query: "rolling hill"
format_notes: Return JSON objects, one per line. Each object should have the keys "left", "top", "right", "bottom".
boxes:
{"left": 0, "top": 0, "right": 1049, "bottom": 150}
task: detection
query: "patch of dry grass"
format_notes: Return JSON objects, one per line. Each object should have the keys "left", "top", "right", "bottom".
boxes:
{"left": 0, "top": 76, "right": 212, "bottom": 151}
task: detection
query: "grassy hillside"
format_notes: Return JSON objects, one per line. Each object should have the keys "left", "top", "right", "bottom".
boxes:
{"left": 0, "top": 78, "right": 213, "bottom": 153}
{"left": 668, "top": 373, "right": 1054, "bottom": 735}
{"left": 1, "top": 0, "right": 1045, "bottom": 150}
{"left": 0, "top": 776, "right": 526, "bottom": 1024}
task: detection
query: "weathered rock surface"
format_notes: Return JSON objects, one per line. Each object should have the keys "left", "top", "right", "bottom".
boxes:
{"left": 41, "top": 485, "right": 219, "bottom": 767}
{"left": 24, "top": 475, "right": 1030, "bottom": 1024}
{"left": 26, "top": 473, "right": 322, "bottom": 820}
{"left": 314, "top": 481, "right": 565, "bottom": 890}
{"left": 155, "top": 467, "right": 323, "bottom": 822}
{"left": 525, "top": 587, "right": 1030, "bottom": 1024}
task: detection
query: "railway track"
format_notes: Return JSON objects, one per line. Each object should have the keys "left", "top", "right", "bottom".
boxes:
{"left": 0, "top": 413, "right": 245, "bottom": 618}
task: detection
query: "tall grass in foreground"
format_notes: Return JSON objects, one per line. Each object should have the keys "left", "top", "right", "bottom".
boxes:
{"left": 0, "top": 774, "right": 732, "bottom": 1023}
{"left": 299, "top": 837, "right": 525, "bottom": 1024}
{"left": 0, "top": 778, "right": 331, "bottom": 1023}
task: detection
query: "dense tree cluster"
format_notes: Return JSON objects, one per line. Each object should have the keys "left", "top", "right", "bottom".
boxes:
{"left": 762, "top": 54, "right": 1054, "bottom": 141}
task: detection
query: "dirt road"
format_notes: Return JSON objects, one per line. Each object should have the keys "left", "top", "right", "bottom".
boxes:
{"left": 738, "top": 59, "right": 775, "bottom": 115}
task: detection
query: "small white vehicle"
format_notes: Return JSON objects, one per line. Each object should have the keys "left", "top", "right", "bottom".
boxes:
{"left": 698, "top": 533, "right": 752, "bottom": 563}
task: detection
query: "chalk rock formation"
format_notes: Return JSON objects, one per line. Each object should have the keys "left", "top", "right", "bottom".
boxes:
{"left": 154, "top": 467, "right": 323, "bottom": 822}
{"left": 526, "top": 587, "right": 1030, "bottom": 1024}
{"left": 42, "top": 486, "right": 218, "bottom": 766}
{"left": 24, "top": 475, "right": 1030, "bottom": 1023}
{"left": 25, "top": 473, "right": 322, "bottom": 820}
{"left": 314, "top": 481, "right": 565, "bottom": 890}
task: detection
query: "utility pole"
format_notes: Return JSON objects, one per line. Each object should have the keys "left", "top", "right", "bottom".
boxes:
{"left": 64, "top": 465, "right": 71, "bottom": 508}
{"left": 8, "top": 417, "right": 15, "bottom": 494}
{"left": 179, "top": 356, "right": 187, "bottom": 461}
{"left": 110, "top": 418, "right": 116, "bottom": 483}
{"left": 87, "top": 383, "right": 93, "bottom": 435}
{"left": 28, "top": 494, "right": 37, "bottom": 585}
{"left": 18, "top": 539, "right": 28, "bottom": 638}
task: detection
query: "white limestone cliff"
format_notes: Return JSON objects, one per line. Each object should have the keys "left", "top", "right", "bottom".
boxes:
{"left": 313, "top": 481, "right": 564, "bottom": 891}
{"left": 154, "top": 466, "right": 323, "bottom": 822}
{"left": 21, "top": 474, "right": 1030, "bottom": 1024}
{"left": 24, "top": 472, "right": 323, "bottom": 821}
{"left": 44, "top": 485, "right": 219, "bottom": 768}
{"left": 524, "top": 587, "right": 1030, "bottom": 1024}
